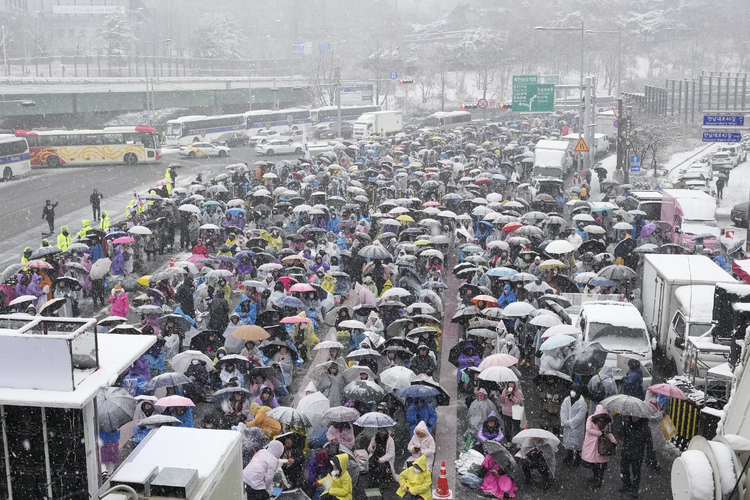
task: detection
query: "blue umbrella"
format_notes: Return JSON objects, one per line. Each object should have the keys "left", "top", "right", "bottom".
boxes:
{"left": 396, "top": 385, "right": 440, "bottom": 399}
{"left": 354, "top": 412, "right": 397, "bottom": 428}
{"left": 492, "top": 174, "right": 507, "bottom": 181}
{"left": 540, "top": 334, "right": 576, "bottom": 351}
{"left": 486, "top": 267, "right": 518, "bottom": 278}
{"left": 275, "top": 295, "right": 305, "bottom": 308}
{"left": 215, "top": 255, "right": 238, "bottom": 264}
{"left": 588, "top": 277, "right": 618, "bottom": 287}
{"left": 227, "top": 208, "right": 246, "bottom": 216}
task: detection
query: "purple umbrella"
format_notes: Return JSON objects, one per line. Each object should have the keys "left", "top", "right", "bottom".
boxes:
{"left": 641, "top": 223, "right": 656, "bottom": 237}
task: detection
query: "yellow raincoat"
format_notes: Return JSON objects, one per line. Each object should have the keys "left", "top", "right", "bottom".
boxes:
{"left": 397, "top": 454, "right": 432, "bottom": 500}
{"left": 77, "top": 220, "right": 91, "bottom": 239}
{"left": 322, "top": 274, "right": 335, "bottom": 294}
{"left": 380, "top": 279, "right": 393, "bottom": 297}
{"left": 260, "top": 229, "right": 283, "bottom": 252}
{"left": 321, "top": 453, "right": 352, "bottom": 500}
{"left": 247, "top": 404, "right": 281, "bottom": 438}
{"left": 57, "top": 227, "right": 72, "bottom": 251}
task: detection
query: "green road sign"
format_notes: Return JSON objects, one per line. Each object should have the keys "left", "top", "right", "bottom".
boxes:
{"left": 512, "top": 75, "right": 555, "bottom": 113}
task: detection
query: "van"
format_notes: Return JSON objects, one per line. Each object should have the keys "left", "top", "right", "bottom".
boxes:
{"left": 575, "top": 301, "right": 653, "bottom": 385}
{"left": 660, "top": 189, "right": 719, "bottom": 249}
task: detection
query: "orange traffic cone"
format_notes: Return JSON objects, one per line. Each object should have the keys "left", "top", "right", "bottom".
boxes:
{"left": 169, "top": 255, "right": 174, "bottom": 267}
{"left": 433, "top": 461, "right": 453, "bottom": 500}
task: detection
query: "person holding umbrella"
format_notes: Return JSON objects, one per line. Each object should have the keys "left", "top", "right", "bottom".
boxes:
{"left": 518, "top": 435, "right": 556, "bottom": 489}
{"left": 581, "top": 405, "right": 617, "bottom": 488}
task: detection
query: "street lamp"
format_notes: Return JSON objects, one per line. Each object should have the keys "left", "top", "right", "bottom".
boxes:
{"left": 586, "top": 29, "right": 621, "bottom": 98}
{"left": 535, "top": 20, "right": 586, "bottom": 171}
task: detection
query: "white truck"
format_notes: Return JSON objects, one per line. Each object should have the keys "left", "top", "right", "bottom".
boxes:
{"left": 533, "top": 139, "right": 572, "bottom": 180}
{"left": 641, "top": 254, "right": 737, "bottom": 377}
{"left": 353, "top": 110, "right": 403, "bottom": 139}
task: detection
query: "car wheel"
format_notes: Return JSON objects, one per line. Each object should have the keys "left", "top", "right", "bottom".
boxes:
{"left": 218, "top": 150, "right": 227, "bottom": 157}
{"left": 188, "top": 152, "right": 196, "bottom": 159}
{"left": 124, "top": 153, "right": 138, "bottom": 165}
{"left": 295, "top": 147, "right": 302, "bottom": 154}
{"left": 45, "top": 155, "right": 61, "bottom": 168}
{"left": 2, "top": 167, "right": 11, "bottom": 181}
{"left": 267, "top": 149, "right": 274, "bottom": 155}
{"left": 192, "top": 137, "right": 200, "bottom": 143}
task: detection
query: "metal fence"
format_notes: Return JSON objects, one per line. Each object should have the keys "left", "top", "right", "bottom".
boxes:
{"left": 0, "top": 55, "right": 299, "bottom": 78}
{"left": 666, "top": 72, "right": 749, "bottom": 122}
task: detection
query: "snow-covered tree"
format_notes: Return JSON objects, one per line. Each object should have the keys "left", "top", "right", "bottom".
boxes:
{"left": 190, "top": 14, "right": 248, "bottom": 59}
{"left": 98, "top": 12, "right": 136, "bottom": 56}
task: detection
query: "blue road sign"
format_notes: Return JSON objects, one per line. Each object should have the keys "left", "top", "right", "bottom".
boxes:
{"left": 703, "top": 115, "right": 745, "bottom": 127}
{"left": 298, "top": 43, "right": 306, "bottom": 55}
{"left": 702, "top": 131, "right": 743, "bottom": 143}
{"left": 630, "top": 155, "right": 641, "bottom": 173}
{"left": 389, "top": 71, "right": 398, "bottom": 80}
{"left": 318, "top": 43, "right": 331, "bottom": 53}
{"left": 613, "top": 119, "right": 618, "bottom": 128}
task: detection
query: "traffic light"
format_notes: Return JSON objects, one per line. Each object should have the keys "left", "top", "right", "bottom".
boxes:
{"left": 498, "top": 103, "right": 512, "bottom": 110}
{"left": 398, "top": 79, "right": 413, "bottom": 84}
{"left": 461, "top": 104, "right": 477, "bottom": 109}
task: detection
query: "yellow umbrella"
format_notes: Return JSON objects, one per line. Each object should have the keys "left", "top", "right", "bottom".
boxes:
{"left": 396, "top": 215, "right": 415, "bottom": 223}
{"left": 414, "top": 239, "right": 433, "bottom": 246}
{"left": 137, "top": 275, "right": 152, "bottom": 286}
{"left": 538, "top": 259, "right": 567, "bottom": 270}
{"left": 328, "top": 164, "right": 342, "bottom": 170}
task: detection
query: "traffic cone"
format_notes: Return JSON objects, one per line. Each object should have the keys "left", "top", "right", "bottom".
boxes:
{"left": 433, "top": 461, "right": 453, "bottom": 500}
{"left": 169, "top": 255, "right": 174, "bottom": 267}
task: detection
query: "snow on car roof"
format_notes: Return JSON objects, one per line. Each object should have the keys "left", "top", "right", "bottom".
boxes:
{"left": 644, "top": 255, "right": 736, "bottom": 283}
{"left": 580, "top": 301, "right": 647, "bottom": 329}
{"left": 674, "top": 285, "right": 717, "bottom": 323}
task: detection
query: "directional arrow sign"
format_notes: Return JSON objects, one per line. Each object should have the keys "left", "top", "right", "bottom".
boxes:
{"left": 573, "top": 137, "right": 589, "bottom": 152}
{"left": 703, "top": 115, "right": 745, "bottom": 127}
{"left": 702, "top": 131, "right": 742, "bottom": 143}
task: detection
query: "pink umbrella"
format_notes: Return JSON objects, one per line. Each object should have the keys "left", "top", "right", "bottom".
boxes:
{"left": 277, "top": 276, "right": 298, "bottom": 290}
{"left": 423, "top": 201, "right": 440, "bottom": 207}
{"left": 25, "top": 259, "right": 53, "bottom": 269}
{"left": 354, "top": 282, "right": 377, "bottom": 307}
{"left": 155, "top": 179, "right": 173, "bottom": 187}
{"left": 289, "top": 283, "right": 315, "bottom": 293}
{"left": 647, "top": 383, "right": 688, "bottom": 400}
{"left": 478, "top": 353, "right": 519, "bottom": 370}
{"left": 155, "top": 395, "right": 195, "bottom": 407}
{"left": 113, "top": 236, "right": 135, "bottom": 244}
{"left": 280, "top": 315, "right": 313, "bottom": 324}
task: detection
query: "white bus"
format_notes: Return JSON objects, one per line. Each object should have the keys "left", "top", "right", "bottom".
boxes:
{"left": 0, "top": 136, "right": 30, "bottom": 181}
{"left": 165, "top": 114, "right": 247, "bottom": 146}
{"left": 244, "top": 109, "right": 313, "bottom": 135}
{"left": 311, "top": 105, "right": 382, "bottom": 124}
{"left": 423, "top": 111, "right": 472, "bottom": 130}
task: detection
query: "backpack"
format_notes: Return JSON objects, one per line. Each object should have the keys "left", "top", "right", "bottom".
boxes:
{"left": 589, "top": 378, "right": 606, "bottom": 402}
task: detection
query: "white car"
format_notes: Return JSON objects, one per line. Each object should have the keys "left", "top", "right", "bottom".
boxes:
{"left": 179, "top": 142, "right": 230, "bottom": 158}
{"left": 249, "top": 129, "right": 281, "bottom": 146}
{"left": 255, "top": 139, "right": 304, "bottom": 156}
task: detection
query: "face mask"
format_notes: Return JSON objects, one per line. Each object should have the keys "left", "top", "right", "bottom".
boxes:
{"left": 331, "top": 470, "right": 340, "bottom": 477}
{"left": 413, "top": 466, "right": 422, "bottom": 474}
{"left": 570, "top": 391, "right": 577, "bottom": 398}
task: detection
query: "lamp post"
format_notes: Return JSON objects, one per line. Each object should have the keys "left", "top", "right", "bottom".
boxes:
{"left": 535, "top": 21, "right": 586, "bottom": 172}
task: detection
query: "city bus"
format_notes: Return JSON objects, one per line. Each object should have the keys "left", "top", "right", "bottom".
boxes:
{"left": 165, "top": 114, "right": 246, "bottom": 146}
{"left": 0, "top": 135, "right": 30, "bottom": 181}
{"left": 311, "top": 104, "right": 381, "bottom": 124}
{"left": 423, "top": 111, "right": 472, "bottom": 130}
{"left": 15, "top": 126, "right": 161, "bottom": 167}
{"left": 244, "top": 109, "right": 313, "bottom": 134}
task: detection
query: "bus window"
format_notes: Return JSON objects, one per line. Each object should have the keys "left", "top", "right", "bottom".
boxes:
{"left": 24, "top": 136, "right": 39, "bottom": 147}
{"left": 66, "top": 135, "right": 84, "bottom": 146}
{"left": 102, "top": 134, "right": 121, "bottom": 145}
{"left": 140, "top": 133, "right": 155, "bottom": 148}
{"left": 85, "top": 135, "right": 102, "bottom": 145}
{"left": 0, "top": 139, "right": 27, "bottom": 156}
{"left": 123, "top": 133, "right": 137, "bottom": 145}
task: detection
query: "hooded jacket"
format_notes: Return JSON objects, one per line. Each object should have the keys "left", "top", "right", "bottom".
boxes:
{"left": 247, "top": 404, "right": 282, "bottom": 438}
{"left": 407, "top": 421, "right": 436, "bottom": 466}
{"left": 560, "top": 393, "right": 587, "bottom": 451}
{"left": 322, "top": 453, "right": 352, "bottom": 500}
{"left": 77, "top": 220, "right": 91, "bottom": 239}
{"left": 243, "top": 440, "right": 284, "bottom": 492}
{"left": 108, "top": 290, "right": 130, "bottom": 318}
{"left": 406, "top": 399, "right": 437, "bottom": 436}
{"left": 57, "top": 228, "right": 72, "bottom": 251}
{"left": 477, "top": 411, "right": 505, "bottom": 444}
{"left": 587, "top": 365, "right": 618, "bottom": 402}
{"left": 581, "top": 404, "right": 616, "bottom": 464}
{"left": 321, "top": 274, "right": 335, "bottom": 294}
{"left": 397, "top": 454, "right": 432, "bottom": 500}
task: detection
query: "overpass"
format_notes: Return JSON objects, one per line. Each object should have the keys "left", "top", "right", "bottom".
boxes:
{"left": 0, "top": 77, "right": 374, "bottom": 127}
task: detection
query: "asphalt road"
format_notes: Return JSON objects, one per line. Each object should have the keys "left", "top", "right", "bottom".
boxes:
{"left": 0, "top": 145, "right": 300, "bottom": 268}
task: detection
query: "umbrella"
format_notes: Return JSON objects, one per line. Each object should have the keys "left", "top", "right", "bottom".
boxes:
{"left": 155, "top": 395, "right": 195, "bottom": 408}
{"left": 541, "top": 324, "right": 581, "bottom": 340}
{"left": 355, "top": 412, "right": 397, "bottom": 428}
{"left": 170, "top": 350, "right": 213, "bottom": 374}
{"left": 597, "top": 265, "right": 637, "bottom": 281}
{"left": 396, "top": 384, "right": 441, "bottom": 399}
{"left": 583, "top": 225, "right": 606, "bottom": 234}
{"left": 313, "top": 340, "right": 346, "bottom": 351}
{"left": 289, "top": 283, "right": 315, "bottom": 293}
{"left": 112, "top": 236, "right": 135, "bottom": 245}
{"left": 30, "top": 246, "right": 61, "bottom": 259}
{"left": 600, "top": 394, "right": 655, "bottom": 418}
{"left": 572, "top": 342, "right": 608, "bottom": 375}
{"left": 266, "top": 406, "right": 312, "bottom": 428}
{"left": 545, "top": 240, "right": 575, "bottom": 254}
{"left": 89, "top": 258, "right": 112, "bottom": 280}
{"left": 25, "top": 259, "right": 53, "bottom": 270}
{"left": 478, "top": 366, "right": 519, "bottom": 383}
{"left": 96, "top": 387, "right": 136, "bottom": 432}
{"left": 482, "top": 441, "right": 519, "bottom": 480}
{"left": 381, "top": 287, "right": 411, "bottom": 299}
{"left": 178, "top": 204, "right": 201, "bottom": 214}
{"left": 280, "top": 315, "right": 312, "bottom": 325}
{"left": 346, "top": 348, "right": 381, "bottom": 360}
{"left": 137, "top": 304, "right": 163, "bottom": 315}
{"left": 137, "top": 415, "right": 181, "bottom": 428}
{"left": 342, "top": 379, "right": 386, "bottom": 402}
{"left": 9, "top": 294, "right": 37, "bottom": 306}
{"left": 323, "top": 406, "right": 361, "bottom": 423}
{"left": 339, "top": 319, "right": 367, "bottom": 330}
{"left": 529, "top": 314, "right": 562, "bottom": 328}
{"left": 512, "top": 428, "right": 561, "bottom": 447}
{"left": 540, "top": 335, "right": 576, "bottom": 351}
{"left": 211, "top": 386, "right": 252, "bottom": 402}
{"left": 538, "top": 259, "right": 566, "bottom": 270}
{"left": 502, "top": 302, "right": 536, "bottom": 317}
{"left": 647, "top": 383, "right": 688, "bottom": 400}
{"left": 478, "top": 354, "right": 519, "bottom": 370}
{"left": 274, "top": 295, "right": 305, "bottom": 309}
{"left": 342, "top": 365, "right": 379, "bottom": 384}
{"left": 128, "top": 225, "right": 152, "bottom": 235}
{"left": 1, "top": 263, "right": 23, "bottom": 282}
{"left": 359, "top": 243, "right": 392, "bottom": 260}
{"left": 39, "top": 297, "right": 67, "bottom": 316}
{"left": 273, "top": 489, "right": 312, "bottom": 500}
{"left": 379, "top": 366, "right": 417, "bottom": 392}
{"left": 146, "top": 372, "right": 191, "bottom": 392}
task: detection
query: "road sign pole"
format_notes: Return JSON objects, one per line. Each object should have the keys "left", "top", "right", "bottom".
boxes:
{"left": 583, "top": 76, "right": 593, "bottom": 174}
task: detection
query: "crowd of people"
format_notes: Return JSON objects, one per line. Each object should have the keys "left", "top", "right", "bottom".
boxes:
{"left": 4, "top": 117, "right": 716, "bottom": 500}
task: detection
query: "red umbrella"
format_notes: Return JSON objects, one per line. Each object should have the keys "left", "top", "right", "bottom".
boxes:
{"left": 474, "top": 178, "right": 491, "bottom": 184}
{"left": 289, "top": 283, "right": 315, "bottom": 293}
{"left": 277, "top": 276, "right": 298, "bottom": 290}
{"left": 471, "top": 295, "right": 498, "bottom": 305}
{"left": 280, "top": 315, "right": 313, "bottom": 324}
{"left": 113, "top": 236, "right": 136, "bottom": 244}
{"left": 502, "top": 222, "right": 524, "bottom": 232}
{"left": 154, "top": 395, "right": 195, "bottom": 407}
{"left": 25, "top": 259, "right": 53, "bottom": 269}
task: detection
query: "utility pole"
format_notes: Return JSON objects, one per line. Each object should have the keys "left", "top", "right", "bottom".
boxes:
{"left": 617, "top": 97, "right": 626, "bottom": 183}
{"left": 335, "top": 65, "right": 342, "bottom": 139}
{"left": 583, "top": 76, "right": 593, "bottom": 173}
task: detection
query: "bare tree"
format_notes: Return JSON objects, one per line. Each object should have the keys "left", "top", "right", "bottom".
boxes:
{"left": 456, "top": 28, "right": 506, "bottom": 100}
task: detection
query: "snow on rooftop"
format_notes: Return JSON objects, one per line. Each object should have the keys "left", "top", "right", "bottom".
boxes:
{"left": 125, "top": 427, "right": 239, "bottom": 480}
{"left": 0, "top": 333, "right": 154, "bottom": 408}
{"left": 673, "top": 285, "right": 717, "bottom": 323}
{"left": 644, "top": 255, "right": 736, "bottom": 283}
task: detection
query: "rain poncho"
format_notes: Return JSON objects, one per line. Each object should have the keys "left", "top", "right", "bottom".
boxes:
{"left": 406, "top": 399, "right": 437, "bottom": 436}
{"left": 321, "top": 453, "right": 352, "bottom": 500}
{"left": 407, "top": 421, "right": 436, "bottom": 469}
{"left": 397, "top": 454, "right": 432, "bottom": 500}
{"left": 560, "top": 394, "right": 587, "bottom": 451}
{"left": 478, "top": 454, "right": 518, "bottom": 498}
{"left": 467, "top": 395, "right": 497, "bottom": 436}
{"left": 247, "top": 404, "right": 281, "bottom": 438}
{"left": 587, "top": 365, "right": 618, "bottom": 404}
{"left": 243, "top": 440, "right": 284, "bottom": 493}
{"left": 326, "top": 423, "right": 355, "bottom": 449}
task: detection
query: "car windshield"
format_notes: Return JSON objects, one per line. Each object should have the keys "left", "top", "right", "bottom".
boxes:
{"left": 689, "top": 323, "right": 712, "bottom": 337}
{"left": 166, "top": 123, "right": 182, "bottom": 137}
{"left": 588, "top": 322, "right": 649, "bottom": 352}
{"left": 532, "top": 166, "right": 562, "bottom": 178}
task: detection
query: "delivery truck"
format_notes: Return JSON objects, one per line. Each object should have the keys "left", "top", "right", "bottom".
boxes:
{"left": 641, "top": 254, "right": 737, "bottom": 376}
{"left": 353, "top": 110, "right": 403, "bottom": 139}
{"left": 533, "top": 139, "right": 572, "bottom": 180}
{"left": 660, "top": 188, "right": 720, "bottom": 249}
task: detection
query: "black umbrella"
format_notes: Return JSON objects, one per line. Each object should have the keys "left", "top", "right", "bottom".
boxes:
{"left": 482, "top": 441, "right": 519, "bottom": 480}
{"left": 260, "top": 341, "right": 299, "bottom": 362}
{"left": 549, "top": 275, "right": 578, "bottom": 294}
{"left": 256, "top": 310, "right": 281, "bottom": 327}
{"left": 412, "top": 379, "right": 450, "bottom": 406}
{"left": 248, "top": 366, "right": 283, "bottom": 388}
{"left": 573, "top": 342, "right": 608, "bottom": 376}
{"left": 30, "top": 246, "right": 62, "bottom": 259}
{"left": 55, "top": 276, "right": 83, "bottom": 291}
{"left": 578, "top": 239, "right": 606, "bottom": 255}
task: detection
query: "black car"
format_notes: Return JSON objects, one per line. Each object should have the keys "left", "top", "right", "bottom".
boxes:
{"left": 213, "top": 132, "right": 249, "bottom": 147}
{"left": 318, "top": 122, "right": 353, "bottom": 139}
{"left": 731, "top": 201, "right": 749, "bottom": 227}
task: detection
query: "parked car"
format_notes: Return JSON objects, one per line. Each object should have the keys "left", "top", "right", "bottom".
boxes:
{"left": 248, "top": 129, "right": 281, "bottom": 146}
{"left": 213, "top": 132, "right": 249, "bottom": 147}
{"left": 255, "top": 139, "right": 303, "bottom": 156}
{"left": 279, "top": 129, "right": 305, "bottom": 140}
{"left": 318, "top": 122, "right": 353, "bottom": 139}
{"left": 179, "top": 142, "right": 230, "bottom": 158}
{"left": 731, "top": 201, "right": 749, "bottom": 227}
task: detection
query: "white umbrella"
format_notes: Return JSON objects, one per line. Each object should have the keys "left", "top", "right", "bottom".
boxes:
{"left": 529, "top": 314, "right": 562, "bottom": 328}
{"left": 544, "top": 240, "right": 575, "bottom": 254}
{"left": 170, "top": 350, "right": 213, "bottom": 374}
{"left": 584, "top": 225, "right": 606, "bottom": 234}
{"left": 199, "top": 223, "right": 220, "bottom": 230}
{"left": 381, "top": 287, "right": 411, "bottom": 299}
{"left": 178, "top": 204, "right": 201, "bottom": 214}
{"left": 379, "top": 366, "right": 417, "bottom": 392}
{"left": 512, "top": 428, "right": 560, "bottom": 447}
{"left": 502, "top": 302, "right": 536, "bottom": 317}
{"left": 541, "top": 324, "right": 581, "bottom": 339}
{"left": 478, "top": 366, "right": 518, "bottom": 383}
{"left": 128, "top": 225, "right": 152, "bottom": 235}
{"left": 89, "top": 258, "right": 111, "bottom": 280}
